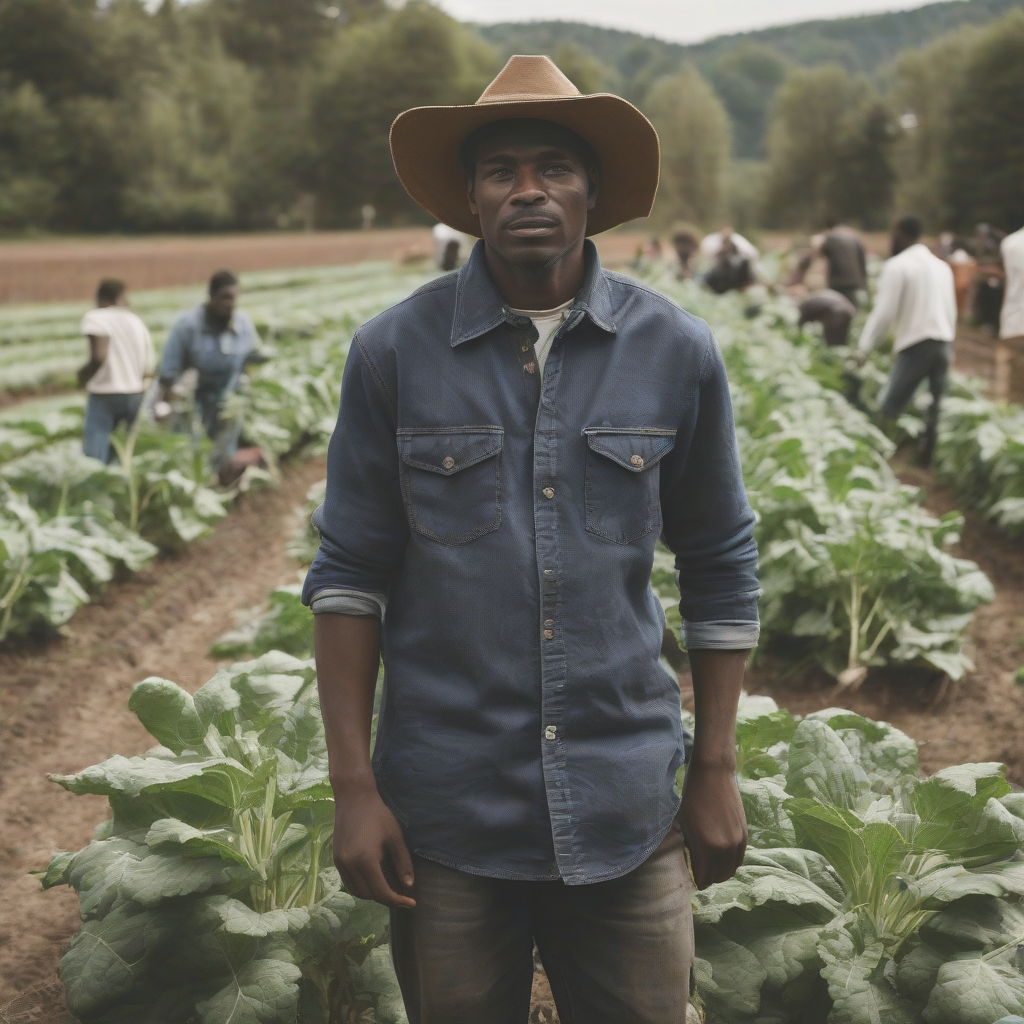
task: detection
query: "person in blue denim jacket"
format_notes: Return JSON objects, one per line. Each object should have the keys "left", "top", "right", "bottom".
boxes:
{"left": 158, "top": 269, "right": 259, "bottom": 466}
{"left": 305, "top": 55, "right": 760, "bottom": 1023}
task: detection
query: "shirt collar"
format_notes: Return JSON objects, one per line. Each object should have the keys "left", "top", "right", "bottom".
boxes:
{"left": 451, "top": 238, "right": 617, "bottom": 347}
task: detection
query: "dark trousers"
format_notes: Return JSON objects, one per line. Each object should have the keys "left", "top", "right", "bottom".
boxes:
{"left": 390, "top": 825, "right": 694, "bottom": 1024}
{"left": 82, "top": 392, "right": 143, "bottom": 463}
{"left": 879, "top": 338, "right": 951, "bottom": 465}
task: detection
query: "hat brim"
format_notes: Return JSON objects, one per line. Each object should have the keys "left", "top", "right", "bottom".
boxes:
{"left": 390, "top": 94, "right": 660, "bottom": 237}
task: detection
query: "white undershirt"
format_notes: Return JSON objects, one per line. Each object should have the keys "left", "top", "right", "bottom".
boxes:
{"left": 508, "top": 298, "right": 575, "bottom": 377}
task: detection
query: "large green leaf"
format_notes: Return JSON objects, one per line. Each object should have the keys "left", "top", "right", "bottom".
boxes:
{"left": 694, "top": 926, "right": 768, "bottom": 1021}
{"left": 129, "top": 677, "right": 207, "bottom": 753}
{"left": 195, "top": 959, "right": 302, "bottom": 1024}
{"left": 348, "top": 946, "right": 409, "bottom": 1024}
{"left": 817, "top": 921, "right": 915, "bottom": 1024}
{"left": 787, "top": 719, "right": 871, "bottom": 810}
{"left": 118, "top": 846, "right": 252, "bottom": 906}
{"left": 922, "top": 956, "right": 1024, "bottom": 1024}
{"left": 52, "top": 752, "right": 255, "bottom": 806}
{"left": 920, "top": 895, "right": 1024, "bottom": 955}
{"left": 59, "top": 898, "right": 178, "bottom": 1018}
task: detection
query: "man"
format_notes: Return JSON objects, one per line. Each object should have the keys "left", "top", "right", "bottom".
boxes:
{"left": 432, "top": 221, "right": 471, "bottom": 270}
{"left": 799, "top": 288, "right": 857, "bottom": 347}
{"left": 704, "top": 232, "right": 756, "bottom": 295}
{"left": 671, "top": 225, "right": 700, "bottom": 279}
{"left": 158, "top": 269, "right": 259, "bottom": 466}
{"left": 699, "top": 226, "right": 758, "bottom": 263}
{"left": 858, "top": 215, "right": 957, "bottom": 466}
{"left": 304, "top": 55, "right": 758, "bottom": 1023}
{"left": 817, "top": 222, "right": 867, "bottom": 307}
{"left": 995, "top": 221, "right": 1024, "bottom": 401}
{"left": 79, "top": 278, "right": 155, "bottom": 463}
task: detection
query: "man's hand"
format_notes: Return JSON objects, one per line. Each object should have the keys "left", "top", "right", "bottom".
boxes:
{"left": 333, "top": 781, "right": 415, "bottom": 908}
{"left": 315, "top": 613, "right": 416, "bottom": 909}
{"left": 677, "top": 647, "right": 750, "bottom": 889}
{"left": 677, "top": 760, "right": 747, "bottom": 889}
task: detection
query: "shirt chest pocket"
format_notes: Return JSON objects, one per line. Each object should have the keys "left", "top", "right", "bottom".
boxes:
{"left": 398, "top": 427, "right": 504, "bottom": 545}
{"left": 584, "top": 428, "right": 677, "bottom": 545}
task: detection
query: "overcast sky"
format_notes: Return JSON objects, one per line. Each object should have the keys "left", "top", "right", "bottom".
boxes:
{"left": 434, "top": 0, "right": 941, "bottom": 44}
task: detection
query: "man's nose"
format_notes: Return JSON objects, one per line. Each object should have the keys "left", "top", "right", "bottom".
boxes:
{"left": 511, "top": 187, "right": 546, "bottom": 206}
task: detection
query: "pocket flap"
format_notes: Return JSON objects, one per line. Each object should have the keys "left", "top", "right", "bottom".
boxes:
{"left": 399, "top": 427, "right": 504, "bottom": 475}
{"left": 584, "top": 428, "right": 677, "bottom": 472}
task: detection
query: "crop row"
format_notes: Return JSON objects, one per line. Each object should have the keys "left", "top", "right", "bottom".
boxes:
{"left": 643, "top": 272, "right": 992, "bottom": 686}
{"left": 42, "top": 622, "right": 1024, "bottom": 1022}
{"left": 0, "top": 264, "right": 436, "bottom": 642}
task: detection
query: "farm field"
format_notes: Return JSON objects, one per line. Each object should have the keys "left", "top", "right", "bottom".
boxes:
{"left": 2, "top": 259, "right": 1024, "bottom": 1022}
{"left": 0, "top": 228, "right": 650, "bottom": 305}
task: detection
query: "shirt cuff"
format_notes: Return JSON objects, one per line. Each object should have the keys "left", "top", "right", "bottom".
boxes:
{"left": 683, "top": 620, "right": 759, "bottom": 650}
{"left": 309, "top": 588, "right": 387, "bottom": 619}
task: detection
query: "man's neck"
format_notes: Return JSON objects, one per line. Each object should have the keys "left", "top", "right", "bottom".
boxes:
{"left": 482, "top": 239, "right": 586, "bottom": 311}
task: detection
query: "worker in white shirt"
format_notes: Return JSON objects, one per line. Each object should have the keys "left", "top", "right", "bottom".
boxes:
{"left": 995, "top": 223, "right": 1024, "bottom": 401}
{"left": 699, "top": 226, "right": 759, "bottom": 262}
{"left": 857, "top": 215, "right": 957, "bottom": 466}
{"left": 79, "top": 278, "right": 156, "bottom": 463}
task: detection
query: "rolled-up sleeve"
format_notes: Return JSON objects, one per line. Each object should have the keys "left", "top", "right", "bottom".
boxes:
{"left": 661, "top": 329, "right": 760, "bottom": 649}
{"left": 301, "top": 336, "right": 409, "bottom": 615}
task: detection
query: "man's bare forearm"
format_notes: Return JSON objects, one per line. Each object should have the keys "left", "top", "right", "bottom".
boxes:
{"left": 314, "top": 613, "right": 381, "bottom": 794}
{"left": 677, "top": 647, "right": 750, "bottom": 888}
{"left": 688, "top": 648, "right": 748, "bottom": 768}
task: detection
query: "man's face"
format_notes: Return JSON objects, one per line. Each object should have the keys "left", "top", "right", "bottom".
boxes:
{"left": 209, "top": 285, "right": 238, "bottom": 319}
{"left": 466, "top": 125, "right": 598, "bottom": 270}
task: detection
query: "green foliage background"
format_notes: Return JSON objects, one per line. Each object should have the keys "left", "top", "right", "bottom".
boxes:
{"left": 0, "top": 0, "right": 1022, "bottom": 233}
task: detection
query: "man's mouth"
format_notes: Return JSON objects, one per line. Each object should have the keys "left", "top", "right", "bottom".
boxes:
{"left": 504, "top": 216, "right": 560, "bottom": 236}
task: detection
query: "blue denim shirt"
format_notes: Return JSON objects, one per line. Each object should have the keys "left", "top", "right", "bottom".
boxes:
{"left": 159, "top": 304, "right": 258, "bottom": 398}
{"left": 304, "top": 241, "right": 759, "bottom": 884}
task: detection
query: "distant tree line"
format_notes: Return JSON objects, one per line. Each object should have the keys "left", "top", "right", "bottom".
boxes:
{"left": 0, "top": 0, "right": 1021, "bottom": 235}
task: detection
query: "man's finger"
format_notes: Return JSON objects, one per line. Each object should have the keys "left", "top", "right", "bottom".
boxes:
{"left": 386, "top": 832, "right": 416, "bottom": 891}
{"left": 338, "top": 858, "right": 373, "bottom": 902}
{"left": 363, "top": 856, "right": 416, "bottom": 909}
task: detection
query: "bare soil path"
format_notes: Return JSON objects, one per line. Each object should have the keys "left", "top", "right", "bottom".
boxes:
{"left": 0, "top": 456, "right": 326, "bottom": 1021}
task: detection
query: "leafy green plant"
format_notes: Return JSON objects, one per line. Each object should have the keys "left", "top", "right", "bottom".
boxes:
{"left": 638, "top": 270, "right": 992, "bottom": 683}
{"left": 688, "top": 697, "right": 1024, "bottom": 1024}
{"left": 0, "top": 484, "right": 156, "bottom": 641}
{"left": 212, "top": 584, "right": 314, "bottom": 660}
{"left": 39, "top": 651, "right": 406, "bottom": 1024}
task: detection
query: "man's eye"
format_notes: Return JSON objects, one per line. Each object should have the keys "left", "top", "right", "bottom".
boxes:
{"left": 487, "top": 167, "right": 513, "bottom": 179}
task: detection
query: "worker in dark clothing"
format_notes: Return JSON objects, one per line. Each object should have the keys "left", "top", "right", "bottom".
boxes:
{"left": 796, "top": 223, "right": 868, "bottom": 307}
{"left": 799, "top": 289, "right": 857, "bottom": 347}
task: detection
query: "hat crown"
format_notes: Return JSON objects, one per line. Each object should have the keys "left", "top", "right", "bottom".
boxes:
{"left": 477, "top": 55, "right": 581, "bottom": 105}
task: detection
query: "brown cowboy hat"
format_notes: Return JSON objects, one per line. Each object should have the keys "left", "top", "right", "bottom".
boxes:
{"left": 390, "top": 54, "right": 660, "bottom": 238}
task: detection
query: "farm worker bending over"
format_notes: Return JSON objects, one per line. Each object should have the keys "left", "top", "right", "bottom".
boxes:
{"left": 157, "top": 269, "right": 259, "bottom": 467}
{"left": 858, "top": 215, "right": 957, "bottom": 467}
{"left": 304, "top": 55, "right": 759, "bottom": 1024}
{"left": 796, "top": 222, "right": 868, "bottom": 307}
{"left": 79, "top": 278, "right": 155, "bottom": 463}
{"left": 799, "top": 288, "right": 857, "bottom": 347}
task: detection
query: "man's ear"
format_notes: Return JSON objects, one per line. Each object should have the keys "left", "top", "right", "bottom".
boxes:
{"left": 466, "top": 174, "right": 478, "bottom": 215}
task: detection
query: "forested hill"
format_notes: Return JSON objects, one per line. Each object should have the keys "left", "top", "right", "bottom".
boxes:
{"left": 478, "top": 0, "right": 1024, "bottom": 158}
{"left": 479, "top": 0, "right": 1024, "bottom": 80}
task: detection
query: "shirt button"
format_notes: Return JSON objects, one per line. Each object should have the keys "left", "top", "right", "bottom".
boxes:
{"left": 630, "top": 454, "right": 645, "bottom": 467}
{"left": 544, "top": 629, "right": 554, "bottom": 639}
{"left": 545, "top": 725, "right": 557, "bottom": 740}
{"left": 544, "top": 569, "right": 554, "bottom": 575}
{"left": 442, "top": 456, "right": 455, "bottom": 470}
{"left": 545, "top": 619, "right": 554, "bottom": 626}
{"left": 542, "top": 487, "right": 555, "bottom": 498}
